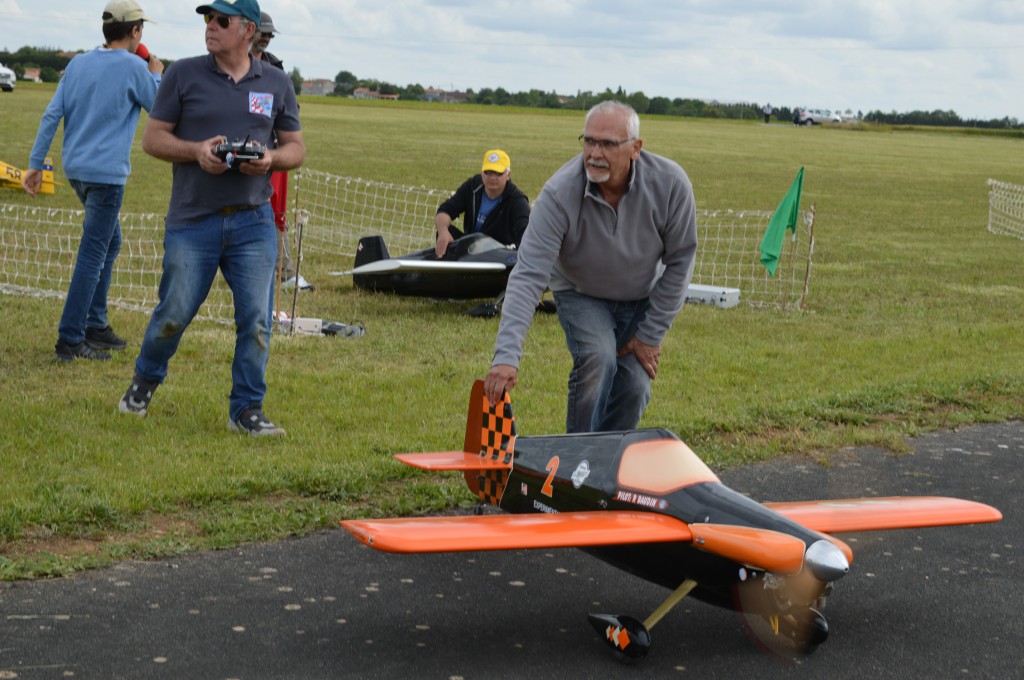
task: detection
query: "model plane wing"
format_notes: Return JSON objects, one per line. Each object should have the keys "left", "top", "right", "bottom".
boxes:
{"left": 331, "top": 259, "right": 508, "bottom": 276}
{"left": 342, "top": 511, "right": 693, "bottom": 553}
{"left": 765, "top": 496, "right": 1002, "bottom": 533}
{"left": 395, "top": 451, "right": 512, "bottom": 471}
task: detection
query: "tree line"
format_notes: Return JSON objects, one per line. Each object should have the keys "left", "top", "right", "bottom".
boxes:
{"left": 2, "top": 48, "right": 1017, "bottom": 130}
{"left": 330, "top": 69, "right": 1021, "bottom": 130}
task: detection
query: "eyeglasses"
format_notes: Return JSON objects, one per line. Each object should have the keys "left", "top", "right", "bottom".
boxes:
{"left": 482, "top": 170, "right": 505, "bottom": 177}
{"left": 578, "top": 135, "right": 635, "bottom": 151}
{"left": 260, "top": 32, "right": 274, "bottom": 38}
{"left": 203, "top": 13, "right": 235, "bottom": 29}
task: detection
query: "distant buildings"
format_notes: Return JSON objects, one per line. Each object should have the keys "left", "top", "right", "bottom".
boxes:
{"left": 298, "top": 80, "right": 471, "bottom": 103}
{"left": 352, "top": 87, "right": 398, "bottom": 101}
{"left": 300, "top": 79, "right": 334, "bottom": 96}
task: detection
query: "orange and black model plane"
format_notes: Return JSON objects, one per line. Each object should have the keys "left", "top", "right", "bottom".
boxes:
{"left": 342, "top": 381, "right": 1002, "bottom": 660}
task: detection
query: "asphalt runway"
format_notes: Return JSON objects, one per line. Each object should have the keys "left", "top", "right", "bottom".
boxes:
{"left": 1, "top": 421, "right": 1019, "bottom": 679}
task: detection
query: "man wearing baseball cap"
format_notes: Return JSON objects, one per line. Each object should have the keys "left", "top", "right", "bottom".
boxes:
{"left": 195, "top": 0, "right": 262, "bottom": 25}
{"left": 434, "top": 148, "right": 531, "bottom": 258}
{"left": 119, "top": 0, "right": 305, "bottom": 437}
{"left": 24, "top": 0, "right": 163, "bottom": 362}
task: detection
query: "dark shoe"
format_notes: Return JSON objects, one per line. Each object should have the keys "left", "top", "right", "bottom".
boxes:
{"left": 119, "top": 374, "right": 158, "bottom": 416}
{"left": 228, "top": 408, "right": 286, "bottom": 437}
{"left": 55, "top": 340, "right": 110, "bottom": 362}
{"left": 85, "top": 325, "right": 128, "bottom": 351}
{"left": 535, "top": 300, "right": 557, "bottom": 314}
{"left": 464, "top": 303, "right": 500, "bottom": 318}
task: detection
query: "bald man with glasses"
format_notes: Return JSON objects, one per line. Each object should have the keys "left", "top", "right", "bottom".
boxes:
{"left": 484, "top": 100, "right": 698, "bottom": 433}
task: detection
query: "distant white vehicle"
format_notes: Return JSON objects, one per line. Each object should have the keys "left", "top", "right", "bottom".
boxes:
{"left": 797, "top": 108, "right": 841, "bottom": 125}
{"left": 0, "top": 63, "right": 15, "bottom": 92}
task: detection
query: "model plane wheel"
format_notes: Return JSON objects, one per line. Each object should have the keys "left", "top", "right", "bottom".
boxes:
{"left": 587, "top": 613, "right": 651, "bottom": 660}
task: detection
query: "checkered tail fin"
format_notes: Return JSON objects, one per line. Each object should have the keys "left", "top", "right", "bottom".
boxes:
{"left": 462, "top": 380, "right": 516, "bottom": 505}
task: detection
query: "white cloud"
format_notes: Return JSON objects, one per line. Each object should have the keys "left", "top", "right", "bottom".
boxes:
{"left": 1, "top": 0, "right": 1020, "bottom": 120}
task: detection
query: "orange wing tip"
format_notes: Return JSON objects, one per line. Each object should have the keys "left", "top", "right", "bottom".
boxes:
{"left": 765, "top": 496, "right": 1002, "bottom": 534}
{"left": 340, "top": 511, "right": 692, "bottom": 554}
{"left": 690, "top": 524, "right": 807, "bottom": 574}
{"left": 395, "top": 451, "right": 512, "bottom": 471}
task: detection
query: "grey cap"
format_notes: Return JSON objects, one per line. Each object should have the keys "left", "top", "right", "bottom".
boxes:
{"left": 259, "top": 11, "right": 277, "bottom": 34}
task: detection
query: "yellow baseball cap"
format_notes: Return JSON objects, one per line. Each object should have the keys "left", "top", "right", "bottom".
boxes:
{"left": 481, "top": 149, "right": 510, "bottom": 174}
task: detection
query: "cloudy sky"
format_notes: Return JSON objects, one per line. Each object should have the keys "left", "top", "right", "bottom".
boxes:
{"left": 2, "top": 0, "right": 1021, "bottom": 120}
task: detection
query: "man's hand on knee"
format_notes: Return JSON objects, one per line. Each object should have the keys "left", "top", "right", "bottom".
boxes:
{"left": 619, "top": 337, "right": 660, "bottom": 380}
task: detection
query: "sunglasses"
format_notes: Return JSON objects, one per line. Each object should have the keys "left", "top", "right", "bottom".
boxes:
{"left": 203, "top": 13, "right": 235, "bottom": 29}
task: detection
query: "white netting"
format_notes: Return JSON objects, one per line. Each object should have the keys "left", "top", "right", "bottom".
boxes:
{"left": 987, "top": 179, "right": 1024, "bottom": 241}
{"left": 690, "top": 206, "right": 814, "bottom": 309}
{"left": 0, "top": 168, "right": 815, "bottom": 321}
{"left": 295, "top": 168, "right": 815, "bottom": 310}
{"left": 0, "top": 203, "right": 237, "bottom": 323}
{"left": 294, "top": 169, "right": 451, "bottom": 258}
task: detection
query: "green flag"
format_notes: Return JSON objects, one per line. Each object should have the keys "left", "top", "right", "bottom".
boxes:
{"left": 759, "top": 167, "right": 804, "bottom": 277}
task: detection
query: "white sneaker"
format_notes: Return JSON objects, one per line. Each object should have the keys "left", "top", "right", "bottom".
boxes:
{"left": 281, "top": 275, "right": 314, "bottom": 291}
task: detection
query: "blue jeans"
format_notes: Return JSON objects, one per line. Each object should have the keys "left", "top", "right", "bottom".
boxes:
{"left": 133, "top": 205, "right": 278, "bottom": 421}
{"left": 59, "top": 180, "right": 124, "bottom": 344}
{"left": 554, "top": 290, "right": 652, "bottom": 433}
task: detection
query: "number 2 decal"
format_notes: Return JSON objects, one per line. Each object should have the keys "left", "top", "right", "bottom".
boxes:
{"left": 542, "top": 456, "right": 560, "bottom": 497}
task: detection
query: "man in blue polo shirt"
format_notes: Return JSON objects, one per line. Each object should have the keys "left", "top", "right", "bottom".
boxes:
{"left": 118, "top": 0, "right": 305, "bottom": 437}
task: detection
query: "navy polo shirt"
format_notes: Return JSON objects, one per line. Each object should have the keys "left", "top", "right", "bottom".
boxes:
{"left": 150, "top": 54, "right": 301, "bottom": 223}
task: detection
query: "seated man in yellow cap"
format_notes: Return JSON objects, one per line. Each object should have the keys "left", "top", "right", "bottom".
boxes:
{"left": 433, "top": 149, "right": 530, "bottom": 258}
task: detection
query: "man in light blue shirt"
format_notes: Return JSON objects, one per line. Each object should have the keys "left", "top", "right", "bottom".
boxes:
{"left": 23, "top": 0, "right": 163, "bottom": 362}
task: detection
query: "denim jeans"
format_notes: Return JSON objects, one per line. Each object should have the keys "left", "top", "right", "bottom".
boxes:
{"left": 554, "top": 290, "right": 652, "bottom": 433}
{"left": 133, "top": 204, "right": 278, "bottom": 421}
{"left": 59, "top": 180, "right": 124, "bottom": 344}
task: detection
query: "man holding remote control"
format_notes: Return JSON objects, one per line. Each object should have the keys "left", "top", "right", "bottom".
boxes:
{"left": 119, "top": 0, "right": 305, "bottom": 437}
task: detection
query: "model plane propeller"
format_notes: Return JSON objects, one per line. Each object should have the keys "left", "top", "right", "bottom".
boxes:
{"left": 341, "top": 381, "right": 1002, "bottom": 660}
{"left": 1, "top": 158, "right": 61, "bottom": 194}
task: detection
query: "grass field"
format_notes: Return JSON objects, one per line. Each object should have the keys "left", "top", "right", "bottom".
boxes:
{"left": 1, "top": 82, "right": 1022, "bottom": 580}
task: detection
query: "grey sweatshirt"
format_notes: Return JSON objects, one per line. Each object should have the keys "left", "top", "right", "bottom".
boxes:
{"left": 492, "top": 149, "right": 698, "bottom": 369}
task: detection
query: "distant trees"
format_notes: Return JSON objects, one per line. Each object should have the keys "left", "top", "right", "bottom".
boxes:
{"left": 863, "top": 108, "right": 1020, "bottom": 129}
{"left": 0, "top": 46, "right": 78, "bottom": 74}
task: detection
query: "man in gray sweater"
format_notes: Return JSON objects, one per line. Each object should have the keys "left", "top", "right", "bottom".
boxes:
{"left": 484, "top": 100, "right": 697, "bottom": 432}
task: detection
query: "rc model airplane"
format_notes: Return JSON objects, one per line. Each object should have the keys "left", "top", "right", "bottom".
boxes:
{"left": 333, "top": 232, "right": 516, "bottom": 301}
{"left": 342, "top": 381, "right": 1002, "bottom": 660}
{"left": 1, "top": 158, "right": 60, "bottom": 194}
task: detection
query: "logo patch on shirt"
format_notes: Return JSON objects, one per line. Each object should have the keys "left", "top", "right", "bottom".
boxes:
{"left": 249, "top": 92, "right": 273, "bottom": 117}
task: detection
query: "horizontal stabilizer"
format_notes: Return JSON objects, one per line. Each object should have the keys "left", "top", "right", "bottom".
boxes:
{"left": 765, "top": 496, "right": 1002, "bottom": 534}
{"left": 395, "top": 451, "right": 512, "bottom": 471}
{"left": 690, "top": 524, "right": 807, "bottom": 574}
{"left": 341, "top": 511, "right": 692, "bottom": 553}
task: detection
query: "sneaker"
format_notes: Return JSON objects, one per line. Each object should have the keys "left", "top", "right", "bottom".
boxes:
{"left": 228, "top": 408, "right": 286, "bottom": 437}
{"left": 281, "top": 275, "right": 315, "bottom": 291}
{"left": 119, "top": 374, "right": 159, "bottom": 416}
{"left": 85, "top": 325, "right": 128, "bottom": 351}
{"left": 55, "top": 339, "right": 111, "bottom": 362}
{"left": 463, "top": 303, "right": 499, "bottom": 318}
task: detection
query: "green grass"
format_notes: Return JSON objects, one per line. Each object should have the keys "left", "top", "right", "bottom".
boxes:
{"left": 1, "top": 83, "right": 1023, "bottom": 580}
